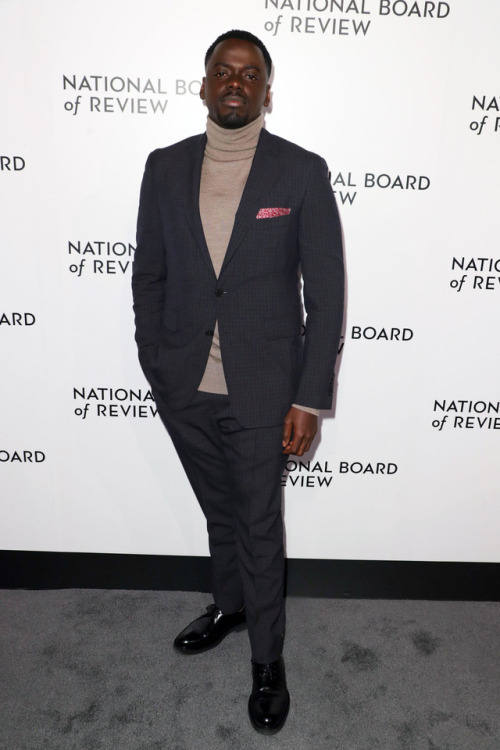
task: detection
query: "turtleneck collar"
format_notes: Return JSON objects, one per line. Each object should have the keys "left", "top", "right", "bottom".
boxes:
{"left": 205, "top": 113, "right": 264, "bottom": 162}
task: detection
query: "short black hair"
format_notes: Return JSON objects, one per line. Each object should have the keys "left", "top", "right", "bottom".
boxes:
{"left": 205, "top": 30, "right": 272, "bottom": 79}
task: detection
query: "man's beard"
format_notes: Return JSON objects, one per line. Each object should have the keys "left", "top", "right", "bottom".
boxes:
{"left": 220, "top": 111, "right": 247, "bottom": 129}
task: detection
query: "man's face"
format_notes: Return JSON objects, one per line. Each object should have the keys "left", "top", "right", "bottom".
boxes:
{"left": 200, "top": 38, "right": 271, "bottom": 129}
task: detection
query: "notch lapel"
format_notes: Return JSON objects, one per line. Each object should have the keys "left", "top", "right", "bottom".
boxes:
{"left": 219, "top": 129, "right": 280, "bottom": 275}
{"left": 183, "top": 133, "right": 217, "bottom": 278}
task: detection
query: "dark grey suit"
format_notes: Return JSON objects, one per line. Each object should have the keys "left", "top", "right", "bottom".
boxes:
{"left": 132, "top": 127, "right": 344, "bottom": 661}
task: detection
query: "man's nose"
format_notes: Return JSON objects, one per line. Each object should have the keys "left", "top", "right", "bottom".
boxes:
{"left": 227, "top": 73, "right": 243, "bottom": 89}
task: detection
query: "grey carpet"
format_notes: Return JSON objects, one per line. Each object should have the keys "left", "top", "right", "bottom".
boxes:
{"left": 0, "top": 590, "right": 498, "bottom": 749}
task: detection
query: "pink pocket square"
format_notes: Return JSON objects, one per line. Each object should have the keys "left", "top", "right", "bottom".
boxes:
{"left": 256, "top": 207, "right": 292, "bottom": 219}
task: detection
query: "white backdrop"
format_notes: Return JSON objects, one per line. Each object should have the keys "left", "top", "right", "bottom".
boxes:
{"left": 1, "top": 0, "right": 499, "bottom": 563}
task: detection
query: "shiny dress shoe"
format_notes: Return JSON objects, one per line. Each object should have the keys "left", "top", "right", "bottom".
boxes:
{"left": 248, "top": 655, "right": 290, "bottom": 734}
{"left": 173, "top": 603, "right": 246, "bottom": 654}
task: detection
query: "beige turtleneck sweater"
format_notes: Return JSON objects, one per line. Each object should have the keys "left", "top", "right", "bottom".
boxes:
{"left": 197, "top": 114, "right": 262, "bottom": 394}
{"left": 197, "top": 114, "right": 319, "bottom": 417}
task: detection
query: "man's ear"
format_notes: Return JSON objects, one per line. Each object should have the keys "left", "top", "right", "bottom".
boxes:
{"left": 264, "top": 84, "right": 271, "bottom": 108}
{"left": 200, "top": 77, "right": 206, "bottom": 101}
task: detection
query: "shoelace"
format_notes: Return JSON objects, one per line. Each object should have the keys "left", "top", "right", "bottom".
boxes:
{"left": 205, "top": 603, "right": 220, "bottom": 616}
{"left": 253, "top": 661, "right": 283, "bottom": 686}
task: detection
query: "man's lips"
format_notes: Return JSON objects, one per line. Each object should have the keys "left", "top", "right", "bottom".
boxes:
{"left": 221, "top": 94, "right": 245, "bottom": 108}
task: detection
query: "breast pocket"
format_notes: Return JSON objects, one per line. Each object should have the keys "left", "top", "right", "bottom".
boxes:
{"left": 254, "top": 213, "right": 296, "bottom": 230}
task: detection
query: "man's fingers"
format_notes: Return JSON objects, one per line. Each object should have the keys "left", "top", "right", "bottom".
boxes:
{"left": 282, "top": 407, "right": 318, "bottom": 455}
{"left": 298, "top": 437, "right": 312, "bottom": 456}
{"left": 292, "top": 436, "right": 305, "bottom": 456}
{"left": 283, "top": 434, "right": 300, "bottom": 455}
{"left": 282, "top": 416, "right": 293, "bottom": 447}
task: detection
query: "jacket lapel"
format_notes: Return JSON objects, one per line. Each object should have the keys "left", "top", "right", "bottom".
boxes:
{"left": 219, "top": 129, "right": 281, "bottom": 275}
{"left": 183, "top": 133, "right": 217, "bottom": 278}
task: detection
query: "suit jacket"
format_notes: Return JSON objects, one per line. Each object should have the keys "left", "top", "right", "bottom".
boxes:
{"left": 132, "top": 127, "right": 344, "bottom": 428}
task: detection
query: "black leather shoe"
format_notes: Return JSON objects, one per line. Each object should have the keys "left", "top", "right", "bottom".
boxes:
{"left": 173, "top": 603, "right": 246, "bottom": 654}
{"left": 248, "top": 655, "right": 290, "bottom": 734}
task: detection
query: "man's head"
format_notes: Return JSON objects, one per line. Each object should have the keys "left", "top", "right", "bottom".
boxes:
{"left": 200, "top": 30, "right": 272, "bottom": 129}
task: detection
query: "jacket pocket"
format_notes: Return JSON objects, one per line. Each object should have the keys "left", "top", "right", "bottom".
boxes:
{"left": 162, "top": 308, "right": 178, "bottom": 332}
{"left": 264, "top": 314, "right": 302, "bottom": 340}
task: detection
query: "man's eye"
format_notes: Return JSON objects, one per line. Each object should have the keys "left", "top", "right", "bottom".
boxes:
{"left": 246, "top": 74, "right": 257, "bottom": 80}
{"left": 215, "top": 71, "right": 227, "bottom": 77}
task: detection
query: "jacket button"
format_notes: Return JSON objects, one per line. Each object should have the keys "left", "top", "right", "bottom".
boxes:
{"left": 215, "top": 289, "right": 224, "bottom": 297}
{"left": 205, "top": 329, "right": 214, "bottom": 336}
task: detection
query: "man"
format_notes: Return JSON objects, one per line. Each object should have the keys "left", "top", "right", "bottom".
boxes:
{"left": 132, "top": 29, "right": 344, "bottom": 734}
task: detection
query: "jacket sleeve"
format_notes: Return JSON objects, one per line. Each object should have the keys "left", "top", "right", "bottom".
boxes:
{"left": 293, "top": 155, "right": 345, "bottom": 410}
{"left": 131, "top": 152, "right": 167, "bottom": 377}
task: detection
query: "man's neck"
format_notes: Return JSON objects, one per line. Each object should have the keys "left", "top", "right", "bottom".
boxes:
{"left": 205, "top": 113, "right": 263, "bottom": 160}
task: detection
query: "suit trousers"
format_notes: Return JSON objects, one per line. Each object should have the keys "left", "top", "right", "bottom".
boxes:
{"left": 153, "top": 389, "right": 287, "bottom": 663}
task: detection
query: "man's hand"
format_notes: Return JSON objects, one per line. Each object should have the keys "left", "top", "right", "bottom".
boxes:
{"left": 282, "top": 406, "right": 318, "bottom": 456}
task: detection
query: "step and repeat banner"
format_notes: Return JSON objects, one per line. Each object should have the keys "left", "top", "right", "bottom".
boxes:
{"left": 1, "top": 0, "right": 499, "bottom": 564}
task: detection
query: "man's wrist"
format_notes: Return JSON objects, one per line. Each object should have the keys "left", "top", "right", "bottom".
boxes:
{"left": 292, "top": 403, "right": 319, "bottom": 417}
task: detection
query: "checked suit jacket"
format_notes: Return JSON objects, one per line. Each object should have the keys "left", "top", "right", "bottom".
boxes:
{"left": 132, "top": 127, "right": 345, "bottom": 429}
